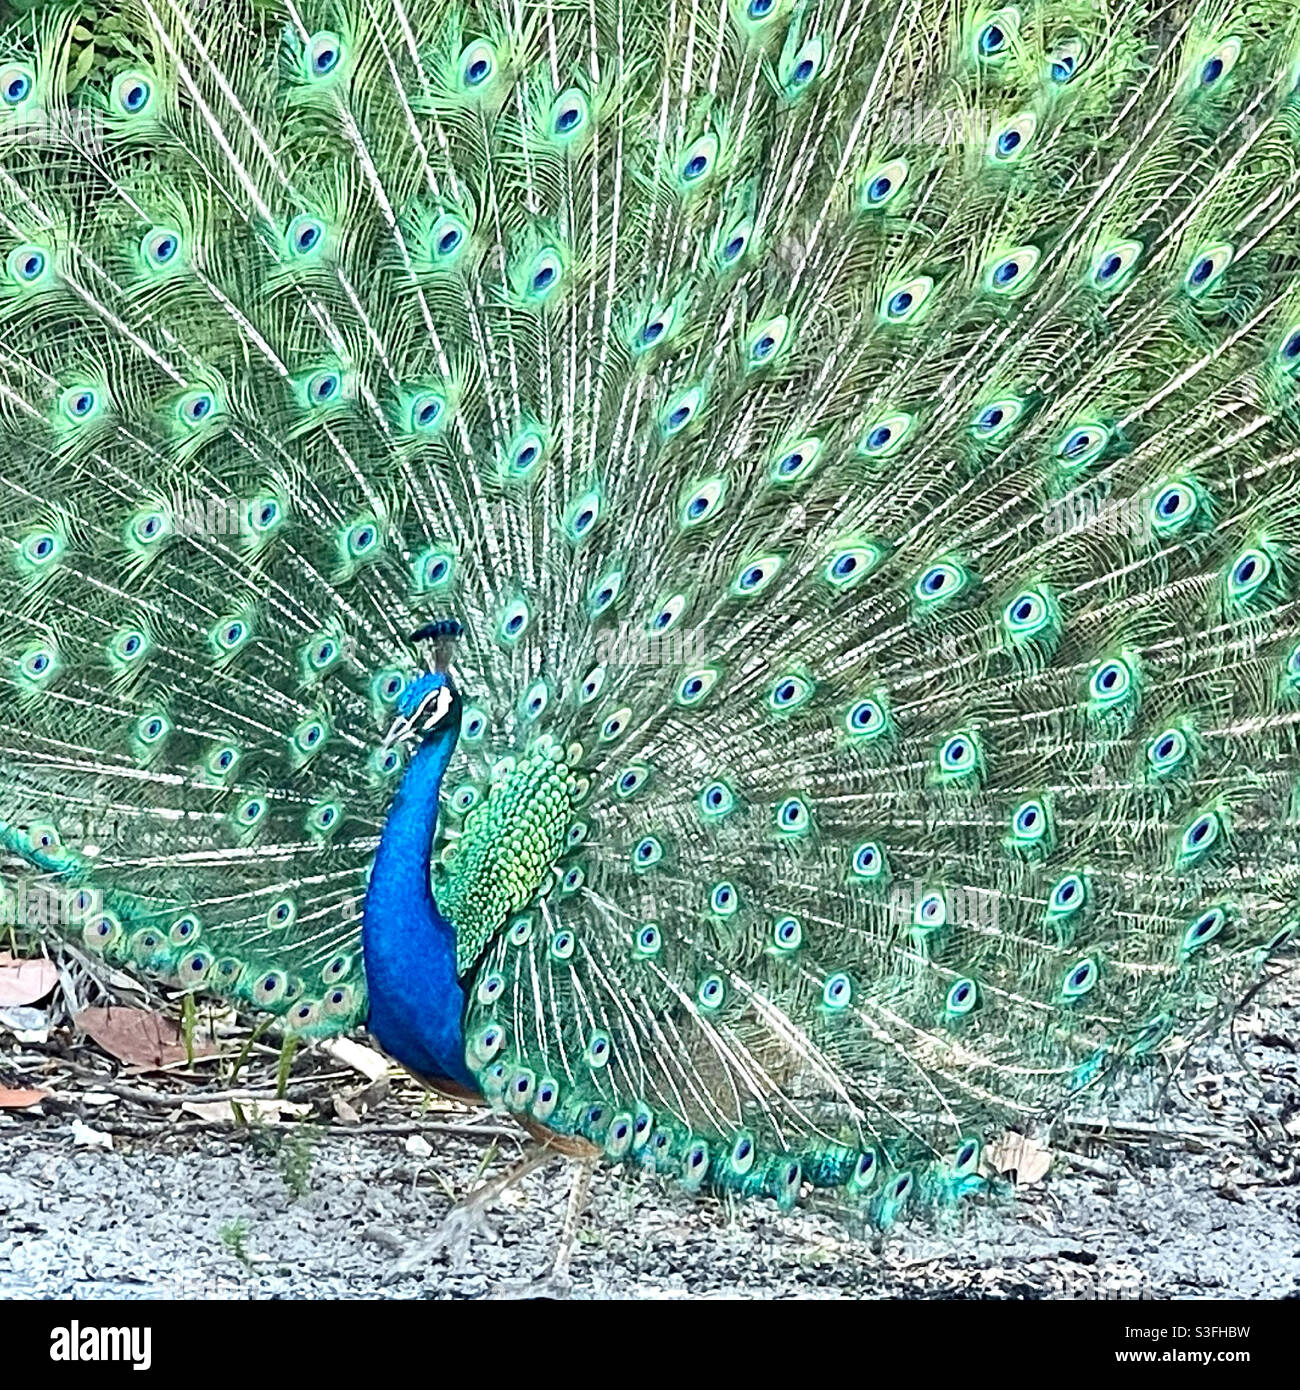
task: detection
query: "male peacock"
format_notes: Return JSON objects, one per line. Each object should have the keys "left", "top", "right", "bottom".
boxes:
{"left": 1, "top": 0, "right": 1299, "bottom": 1286}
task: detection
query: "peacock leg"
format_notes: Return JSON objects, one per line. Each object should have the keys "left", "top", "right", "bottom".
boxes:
{"left": 385, "top": 1145, "right": 555, "bottom": 1280}
{"left": 501, "top": 1154, "right": 598, "bottom": 1298}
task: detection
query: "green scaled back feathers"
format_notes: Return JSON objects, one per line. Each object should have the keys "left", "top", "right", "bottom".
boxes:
{"left": 2, "top": 0, "right": 1300, "bottom": 1224}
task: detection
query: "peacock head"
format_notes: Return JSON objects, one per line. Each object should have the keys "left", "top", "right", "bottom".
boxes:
{"left": 382, "top": 618, "right": 464, "bottom": 749}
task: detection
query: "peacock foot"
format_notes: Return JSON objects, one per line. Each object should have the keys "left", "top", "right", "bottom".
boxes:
{"left": 382, "top": 1200, "right": 500, "bottom": 1282}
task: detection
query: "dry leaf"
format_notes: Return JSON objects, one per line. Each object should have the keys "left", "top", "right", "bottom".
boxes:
{"left": 75, "top": 1005, "right": 214, "bottom": 1068}
{"left": 324, "top": 1036, "right": 390, "bottom": 1082}
{"left": 0, "top": 957, "right": 58, "bottom": 1007}
{"left": 332, "top": 1094, "right": 360, "bottom": 1125}
{"left": 0, "top": 1086, "right": 49, "bottom": 1109}
{"left": 986, "top": 1132, "right": 1053, "bottom": 1186}
{"left": 180, "top": 1097, "right": 310, "bottom": 1125}
{"left": 71, "top": 1118, "right": 113, "bottom": 1151}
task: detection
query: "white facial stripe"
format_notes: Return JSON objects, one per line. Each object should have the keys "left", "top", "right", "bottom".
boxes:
{"left": 420, "top": 684, "right": 454, "bottom": 727}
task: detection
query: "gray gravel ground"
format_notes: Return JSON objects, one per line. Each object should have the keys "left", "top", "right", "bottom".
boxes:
{"left": 3, "top": 963, "right": 1298, "bottom": 1300}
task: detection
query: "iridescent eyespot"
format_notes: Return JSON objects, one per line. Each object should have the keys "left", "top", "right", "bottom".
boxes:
{"left": 288, "top": 215, "right": 325, "bottom": 256}
{"left": 822, "top": 972, "right": 851, "bottom": 1008}
{"left": 1147, "top": 727, "right": 1188, "bottom": 774}
{"left": 946, "top": 979, "right": 978, "bottom": 1016}
{"left": 549, "top": 928, "right": 576, "bottom": 961}
{"left": 113, "top": 72, "right": 153, "bottom": 115}
{"left": 862, "top": 158, "right": 908, "bottom": 210}
{"left": 1047, "top": 872, "right": 1086, "bottom": 917}
{"left": 634, "top": 923, "right": 662, "bottom": 956}
{"left": 1061, "top": 957, "right": 1098, "bottom": 999}
{"left": 632, "top": 836, "right": 663, "bottom": 867}
{"left": 307, "top": 31, "right": 344, "bottom": 79}
{"left": 710, "top": 881, "right": 737, "bottom": 915}
{"left": 1181, "top": 906, "right": 1226, "bottom": 956}
{"left": 459, "top": 40, "right": 496, "bottom": 89}
{"left": 0, "top": 64, "right": 33, "bottom": 105}
{"left": 851, "top": 842, "right": 884, "bottom": 879}
{"left": 773, "top": 915, "right": 802, "bottom": 950}
{"left": 1090, "top": 240, "right": 1141, "bottom": 291}
{"left": 697, "top": 975, "right": 724, "bottom": 1008}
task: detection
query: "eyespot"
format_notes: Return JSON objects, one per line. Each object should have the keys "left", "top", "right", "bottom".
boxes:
{"left": 498, "top": 598, "right": 530, "bottom": 643}
{"left": 1047, "top": 872, "right": 1086, "bottom": 917}
{"left": 308, "top": 800, "right": 341, "bottom": 835}
{"left": 585, "top": 1031, "right": 611, "bottom": 1068}
{"left": 251, "top": 498, "right": 281, "bottom": 533}
{"left": 699, "top": 781, "right": 735, "bottom": 818}
{"left": 971, "top": 397, "right": 1024, "bottom": 440}
{"left": 208, "top": 743, "right": 239, "bottom": 776}
{"left": 851, "top": 842, "right": 885, "bottom": 879}
{"left": 307, "top": 370, "right": 341, "bottom": 405}
{"left": 731, "top": 553, "right": 783, "bottom": 597}
{"left": 136, "top": 712, "right": 169, "bottom": 745}
{"left": 988, "top": 112, "right": 1036, "bottom": 163}
{"left": 976, "top": 11, "right": 1015, "bottom": 59}
{"left": 1090, "top": 239, "right": 1142, "bottom": 291}
{"left": 1147, "top": 727, "right": 1188, "bottom": 774}
{"left": 914, "top": 891, "right": 947, "bottom": 930}
{"left": 112, "top": 72, "right": 153, "bottom": 116}
{"left": 677, "top": 668, "right": 719, "bottom": 706}
{"left": 824, "top": 543, "right": 881, "bottom": 589}
{"left": 913, "top": 560, "right": 966, "bottom": 605}
{"left": 616, "top": 764, "right": 649, "bottom": 799}
{"left": 20, "top": 645, "right": 58, "bottom": 684}
{"left": 561, "top": 865, "right": 584, "bottom": 894}
{"left": 710, "top": 881, "right": 738, "bottom": 916}
{"left": 983, "top": 245, "right": 1039, "bottom": 294}
{"left": 946, "top": 978, "right": 978, "bottom": 1016}
{"left": 1089, "top": 656, "right": 1134, "bottom": 707}
{"left": 747, "top": 315, "right": 789, "bottom": 369}
{"left": 822, "top": 972, "right": 851, "bottom": 1009}
{"left": 783, "top": 38, "right": 822, "bottom": 94}
{"left": 1181, "top": 906, "right": 1226, "bottom": 956}
{"left": 715, "top": 218, "right": 753, "bottom": 268}
{"left": 549, "top": 928, "right": 576, "bottom": 961}
{"left": 267, "top": 898, "right": 297, "bottom": 929}
{"left": 176, "top": 391, "right": 216, "bottom": 427}
{"left": 521, "top": 679, "right": 548, "bottom": 720}
{"left": 0, "top": 63, "right": 33, "bottom": 106}
{"left": 141, "top": 226, "right": 182, "bottom": 269}
{"left": 937, "top": 732, "right": 979, "bottom": 777}
{"left": 1057, "top": 422, "right": 1109, "bottom": 468}
{"left": 769, "top": 435, "right": 819, "bottom": 484}
{"left": 111, "top": 628, "right": 149, "bottom": 664}
{"left": 307, "top": 31, "right": 344, "bottom": 79}
{"left": 549, "top": 87, "right": 589, "bottom": 140}
{"left": 214, "top": 617, "right": 249, "bottom": 652}
{"left": 861, "top": 158, "right": 908, "bottom": 210}
{"left": 772, "top": 915, "right": 802, "bottom": 950}
{"left": 59, "top": 386, "right": 97, "bottom": 421}
{"left": 680, "top": 477, "right": 726, "bottom": 527}
{"left": 679, "top": 133, "right": 718, "bottom": 186}
{"left": 769, "top": 673, "right": 813, "bottom": 712}
{"left": 650, "top": 594, "right": 687, "bottom": 632}
{"left": 632, "top": 835, "right": 663, "bottom": 868}
{"left": 661, "top": 385, "right": 704, "bottom": 436}
{"left": 1003, "top": 588, "right": 1050, "bottom": 640}
{"left": 1184, "top": 242, "right": 1233, "bottom": 298}
{"left": 459, "top": 39, "right": 496, "bottom": 90}
{"left": 1194, "top": 37, "right": 1241, "bottom": 90}
{"left": 1276, "top": 324, "right": 1300, "bottom": 373}
{"left": 634, "top": 922, "right": 662, "bottom": 956}
{"left": 1061, "top": 957, "right": 1098, "bottom": 999}
{"left": 525, "top": 247, "right": 564, "bottom": 300}
{"left": 1048, "top": 39, "right": 1083, "bottom": 83}
{"left": 1227, "top": 547, "right": 1270, "bottom": 602}
{"left": 1011, "top": 798, "right": 1048, "bottom": 844}
{"left": 697, "top": 975, "right": 724, "bottom": 1009}
{"left": 846, "top": 697, "right": 889, "bottom": 739}
{"left": 859, "top": 412, "right": 914, "bottom": 459}
{"left": 776, "top": 796, "right": 810, "bottom": 834}
{"left": 287, "top": 214, "right": 326, "bottom": 257}
{"left": 1180, "top": 810, "right": 1221, "bottom": 860}
{"left": 1148, "top": 478, "right": 1201, "bottom": 535}
{"left": 600, "top": 705, "right": 631, "bottom": 741}
{"left": 881, "top": 275, "right": 934, "bottom": 323}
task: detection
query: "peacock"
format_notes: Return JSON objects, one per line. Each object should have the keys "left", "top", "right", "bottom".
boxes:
{"left": 2, "top": 0, "right": 1299, "bottom": 1290}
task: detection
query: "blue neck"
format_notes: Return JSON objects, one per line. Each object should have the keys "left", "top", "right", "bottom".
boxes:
{"left": 362, "top": 718, "right": 475, "bottom": 1090}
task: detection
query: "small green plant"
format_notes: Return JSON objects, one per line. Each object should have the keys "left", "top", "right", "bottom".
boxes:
{"left": 219, "top": 1218, "right": 253, "bottom": 1269}
{"left": 278, "top": 1125, "right": 318, "bottom": 1200}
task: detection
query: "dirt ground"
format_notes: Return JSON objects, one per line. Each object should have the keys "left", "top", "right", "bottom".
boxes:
{"left": 2, "top": 955, "right": 1298, "bottom": 1300}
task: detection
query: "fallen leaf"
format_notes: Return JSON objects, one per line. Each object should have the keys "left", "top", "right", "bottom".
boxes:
{"left": 986, "top": 1132, "right": 1053, "bottom": 1186}
{"left": 324, "top": 1036, "right": 390, "bottom": 1082}
{"left": 74, "top": 1006, "right": 214, "bottom": 1068}
{"left": 0, "top": 1005, "right": 49, "bottom": 1043}
{"left": 70, "top": 1118, "right": 113, "bottom": 1151}
{"left": 0, "top": 957, "right": 58, "bottom": 1007}
{"left": 180, "top": 1097, "right": 310, "bottom": 1125}
{"left": 332, "top": 1094, "right": 360, "bottom": 1125}
{"left": 0, "top": 1086, "right": 49, "bottom": 1109}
